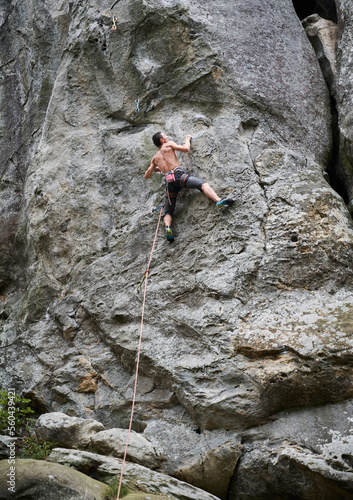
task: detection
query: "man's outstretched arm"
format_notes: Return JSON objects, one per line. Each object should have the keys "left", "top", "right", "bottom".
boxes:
{"left": 169, "top": 135, "right": 192, "bottom": 153}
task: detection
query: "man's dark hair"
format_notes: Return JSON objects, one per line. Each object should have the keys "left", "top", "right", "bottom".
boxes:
{"left": 152, "top": 131, "right": 163, "bottom": 147}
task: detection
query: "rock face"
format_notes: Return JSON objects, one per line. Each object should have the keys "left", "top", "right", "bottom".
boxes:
{"left": 1, "top": 0, "right": 353, "bottom": 498}
{"left": 335, "top": 0, "right": 353, "bottom": 214}
{"left": 229, "top": 399, "right": 353, "bottom": 499}
{"left": 302, "top": 13, "right": 337, "bottom": 93}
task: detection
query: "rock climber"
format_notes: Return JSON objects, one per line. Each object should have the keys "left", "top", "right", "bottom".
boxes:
{"left": 144, "top": 131, "right": 234, "bottom": 241}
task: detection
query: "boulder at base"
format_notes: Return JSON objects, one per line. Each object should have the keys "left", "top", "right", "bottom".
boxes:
{"left": 35, "top": 411, "right": 105, "bottom": 448}
{"left": 0, "top": 459, "right": 110, "bottom": 500}
{"left": 48, "top": 447, "right": 221, "bottom": 500}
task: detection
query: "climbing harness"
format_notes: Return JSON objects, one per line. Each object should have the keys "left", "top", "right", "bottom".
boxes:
{"left": 112, "top": 16, "right": 118, "bottom": 30}
{"left": 116, "top": 205, "right": 164, "bottom": 500}
{"left": 135, "top": 98, "right": 140, "bottom": 113}
{"left": 165, "top": 171, "right": 175, "bottom": 183}
{"left": 165, "top": 168, "right": 176, "bottom": 205}
{"left": 165, "top": 168, "right": 188, "bottom": 207}
{"left": 166, "top": 187, "right": 177, "bottom": 207}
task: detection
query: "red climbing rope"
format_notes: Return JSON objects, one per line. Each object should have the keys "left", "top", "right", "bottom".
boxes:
{"left": 116, "top": 205, "right": 164, "bottom": 500}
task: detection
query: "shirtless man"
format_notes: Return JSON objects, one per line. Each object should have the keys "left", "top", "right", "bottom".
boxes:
{"left": 145, "top": 131, "right": 234, "bottom": 241}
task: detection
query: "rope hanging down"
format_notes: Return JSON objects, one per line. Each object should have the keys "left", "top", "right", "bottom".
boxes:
{"left": 116, "top": 205, "right": 164, "bottom": 500}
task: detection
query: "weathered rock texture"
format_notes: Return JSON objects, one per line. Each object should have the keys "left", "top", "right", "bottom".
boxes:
{"left": 229, "top": 398, "right": 353, "bottom": 499}
{"left": 49, "top": 448, "right": 221, "bottom": 500}
{"left": 335, "top": 0, "right": 353, "bottom": 214}
{"left": 302, "top": 13, "right": 338, "bottom": 94}
{"left": 37, "top": 411, "right": 241, "bottom": 498}
{"left": 1, "top": 0, "right": 353, "bottom": 498}
{"left": 0, "top": 458, "right": 110, "bottom": 500}
{"left": 35, "top": 411, "right": 105, "bottom": 448}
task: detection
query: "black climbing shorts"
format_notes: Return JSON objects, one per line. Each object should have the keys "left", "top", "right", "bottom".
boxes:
{"left": 164, "top": 168, "right": 205, "bottom": 217}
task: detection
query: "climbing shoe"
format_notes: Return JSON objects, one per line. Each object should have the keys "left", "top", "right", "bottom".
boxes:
{"left": 216, "top": 198, "right": 235, "bottom": 208}
{"left": 166, "top": 226, "right": 174, "bottom": 242}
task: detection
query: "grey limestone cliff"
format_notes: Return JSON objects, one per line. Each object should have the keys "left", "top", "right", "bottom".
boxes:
{"left": 1, "top": 0, "right": 353, "bottom": 498}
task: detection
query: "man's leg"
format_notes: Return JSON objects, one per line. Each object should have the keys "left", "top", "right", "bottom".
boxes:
{"left": 164, "top": 214, "right": 172, "bottom": 227}
{"left": 164, "top": 214, "right": 174, "bottom": 241}
{"left": 201, "top": 182, "right": 235, "bottom": 207}
{"left": 186, "top": 177, "right": 234, "bottom": 207}
{"left": 201, "top": 182, "right": 221, "bottom": 202}
{"left": 163, "top": 195, "right": 176, "bottom": 241}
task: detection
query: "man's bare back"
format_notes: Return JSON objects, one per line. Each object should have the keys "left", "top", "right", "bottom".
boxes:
{"left": 145, "top": 133, "right": 191, "bottom": 178}
{"left": 153, "top": 145, "right": 180, "bottom": 174}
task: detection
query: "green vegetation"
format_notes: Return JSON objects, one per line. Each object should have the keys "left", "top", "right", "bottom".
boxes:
{"left": 0, "top": 390, "right": 57, "bottom": 460}
{"left": 0, "top": 390, "right": 35, "bottom": 435}
{"left": 18, "top": 434, "right": 58, "bottom": 460}
{"left": 104, "top": 479, "right": 129, "bottom": 499}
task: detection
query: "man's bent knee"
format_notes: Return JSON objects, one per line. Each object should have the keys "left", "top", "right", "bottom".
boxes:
{"left": 164, "top": 214, "right": 172, "bottom": 225}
